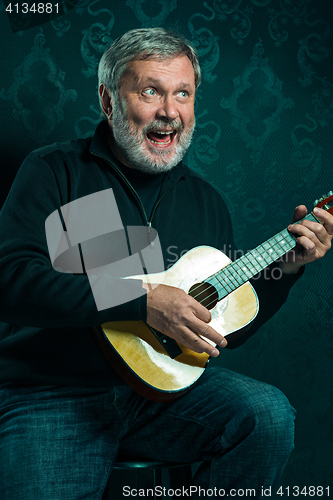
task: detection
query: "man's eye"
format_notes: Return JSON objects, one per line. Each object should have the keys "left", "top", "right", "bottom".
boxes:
{"left": 143, "top": 89, "right": 156, "bottom": 96}
{"left": 178, "top": 91, "right": 188, "bottom": 98}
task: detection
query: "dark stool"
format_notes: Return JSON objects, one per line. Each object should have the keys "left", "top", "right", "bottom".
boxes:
{"left": 104, "top": 456, "right": 193, "bottom": 499}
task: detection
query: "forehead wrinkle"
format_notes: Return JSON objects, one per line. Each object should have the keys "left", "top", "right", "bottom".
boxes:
{"left": 128, "top": 73, "right": 194, "bottom": 92}
{"left": 121, "top": 57, "right": 196, "bottom": 93}
{"left": 141, "top": 78, "right": 193, "bottom": 88}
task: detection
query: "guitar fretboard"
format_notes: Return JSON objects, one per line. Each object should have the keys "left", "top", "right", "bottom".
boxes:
{"left": 207, "top": 212, "right": 318, "bottom": 299}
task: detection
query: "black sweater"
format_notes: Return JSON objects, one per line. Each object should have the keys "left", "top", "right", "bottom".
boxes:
{"left": 0, "top": 122, "right": 301, "bottom": 388}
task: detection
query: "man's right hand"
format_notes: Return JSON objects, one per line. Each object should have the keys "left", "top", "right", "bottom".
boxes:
{"left": 142, "top": 283, "right": 227, "bottom": 357}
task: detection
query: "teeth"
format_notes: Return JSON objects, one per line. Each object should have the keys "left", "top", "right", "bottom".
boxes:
{"left": 147, "top": 130, "right": 174, "bottom": 145}
{"left": 150, "top": 136, "right": 172, "bottom": 144}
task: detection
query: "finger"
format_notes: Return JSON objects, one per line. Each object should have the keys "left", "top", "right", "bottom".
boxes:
{"left": 188, "top": 316, "right": 228, "bottom": 349}
{"left": 290, "top": 220, "right": 329, "bottom": 247}
{"left": 199, "top": 321, "right": 228, "bottom": 348}
{"left": 291, "top": 205, "right": 307, "bottom": 224}
{"left": 190, "top": 296, "right": 212, "bottom": 324}
{"left": 176, "top": 314, "right": 228, "bottom": 356}
{"left": 288, "top": 224, "right": 317, "bottom": 250}
{"left": 294, "top": 235, "right": 316, "bottom": 252}
{"left": 313, "top": 207, "right": 333, "bottom": 236}
{"left": 181, "top": 328, "right": 221, "bottom": 357}
{"left": 188, "top": 332, "right": 220, "bottom": 357}
{"left": 173, "top": 334, "right": 213, "bottom": 355}
{"left": 175, "top": 327, "right": 220, "bottom": 357}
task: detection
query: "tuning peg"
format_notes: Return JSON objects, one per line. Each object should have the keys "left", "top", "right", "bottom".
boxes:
{"left": 313, "top": 192, "right": 333, "bottom": 206}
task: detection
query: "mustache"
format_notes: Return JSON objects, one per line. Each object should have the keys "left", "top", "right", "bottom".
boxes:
{"left": 142, "top": 120, "right": 184, "bottom": 137}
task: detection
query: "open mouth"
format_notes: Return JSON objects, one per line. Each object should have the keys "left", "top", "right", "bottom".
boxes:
{"left": 146, "top": 130, "right": 177, "bottom": 147}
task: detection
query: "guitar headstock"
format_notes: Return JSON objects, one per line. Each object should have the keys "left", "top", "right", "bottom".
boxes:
{"left": 313, "top": 191, "right": 333, "bottom": 214}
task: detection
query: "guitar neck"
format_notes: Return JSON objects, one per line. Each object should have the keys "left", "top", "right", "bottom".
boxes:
{"left": 210, "top": 211, "right": 318, "bottom": 298}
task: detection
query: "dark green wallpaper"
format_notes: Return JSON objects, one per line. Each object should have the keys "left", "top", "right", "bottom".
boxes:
{"left": 0, "top": 0, "right": 332, "bottom": 491}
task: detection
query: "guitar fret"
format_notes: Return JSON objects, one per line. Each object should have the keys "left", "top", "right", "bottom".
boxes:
{"left": 262, "top": 241, "right": 278, "bottom": 261}
{"left": 304, "top": 213, "right": 318, "bottom": 223}
{"left": 268, "top": 248, "right": 280, "bottom": 260}
{"left": 236, "top": 257, "right": 253, "bottom": 279}
{"left": 230, "top": 262, "right": 247, "bottom": 283}
{"left": 239, "top": 262, "right": 253, "bottom": 280}
{"left": 216, "top": 260, "right": 246, "bottom": 295}
{"left": 252, "top": 247, "right": 271, "bottom": 267}
{"left": 224, "top": 265, "right": 243, "bottom": 288}
{"left": 271, "top": 240, "right": 285, "bottom": 252}
{"left": 245, "top": 254, "right": 262, "bottom": 273}
{"left": 222, "top": 282, "right": 233, "bottom": 294}
{"left": 266, "top": 239, "right": 286, "bottom": 259}
{"left": 281, "top": 228, "right": 295, "bottom": 246}
{"left": 215, "top": 271, "right": 233, "bottom": 294}
{"left": 214, "top": 272, "right": 231, "bottom": 296}
{"left": 271, "top": 237, "right": 289, "bottom": 255}
{"left": 241, "top": 255, "right": 260, "bottom": 275}
{"left": 246, "top": 251, "right": 263, "bottom": 272}
{"left": 207, "top": 210, "right": 319, "bottom": 296}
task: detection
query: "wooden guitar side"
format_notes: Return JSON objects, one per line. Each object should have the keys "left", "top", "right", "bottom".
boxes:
{"left": 93, "top": 246, "right": 259, "bottom": 401}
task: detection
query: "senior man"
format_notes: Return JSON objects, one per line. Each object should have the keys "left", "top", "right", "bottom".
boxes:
{"left": 0, "top": 28, "right": 332, "bottom": 499}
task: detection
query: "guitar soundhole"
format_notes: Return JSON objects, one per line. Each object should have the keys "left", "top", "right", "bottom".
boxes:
{"left": 188, "top": 281, "right": 218, "bottom": 310}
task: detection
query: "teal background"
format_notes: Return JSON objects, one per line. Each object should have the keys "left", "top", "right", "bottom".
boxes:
{"left": 0, "top": 0, "right": 332, "bottom": 491}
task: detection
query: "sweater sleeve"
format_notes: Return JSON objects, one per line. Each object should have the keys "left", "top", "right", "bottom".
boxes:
{"left": 0, "top": 153, "right": 147, "bottom": 328}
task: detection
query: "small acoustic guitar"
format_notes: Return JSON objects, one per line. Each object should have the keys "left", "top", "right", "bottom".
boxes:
{"left": 92, "top": 193, "right": 333, "bottom": 402}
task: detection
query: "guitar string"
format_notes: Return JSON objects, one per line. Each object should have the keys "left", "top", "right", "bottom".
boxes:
{"left": 183, "top": 210, "right": 323, "bottom": 310}
{"left": 180, "top": 210, "right": 320, "bottom": 308}
{"left": 189, "top": 231, "right": 293, "bottom": 305}
{"left": 187, "top": 227, "right": 297, "bottom": 310}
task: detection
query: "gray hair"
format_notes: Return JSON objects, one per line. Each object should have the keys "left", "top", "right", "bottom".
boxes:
{"left": 98, "top": 27, "right": 201, "bottom": 96}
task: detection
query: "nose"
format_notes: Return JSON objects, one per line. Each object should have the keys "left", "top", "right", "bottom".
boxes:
{"left": 156, "top": 95, "right": 179, "bottom": 121}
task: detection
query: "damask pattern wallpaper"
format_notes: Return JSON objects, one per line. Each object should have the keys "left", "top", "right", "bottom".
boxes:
{"left": 0, "top": 0, "right": 332, "bottom": 491}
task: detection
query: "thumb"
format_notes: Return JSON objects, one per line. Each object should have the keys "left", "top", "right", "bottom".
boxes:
{"left": 291, "top": 205, "right": 307, "bottom": 224}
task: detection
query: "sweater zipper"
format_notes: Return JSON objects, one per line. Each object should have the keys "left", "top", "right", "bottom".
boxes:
{"left": 91, "top": 152, "right": 182, "bottom": 228}
{"left": 148, "top": 181, "right": 181, "bottom": 225}
{"left": 91, "top": 152, "right": 150, "bottom": 225}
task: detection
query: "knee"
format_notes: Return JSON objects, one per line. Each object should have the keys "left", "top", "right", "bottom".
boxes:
{"left": 222, "top": 383, "right": 296, "bottom": 453}
{"left": 241, "top": 384, "right": 296, "bottom": 448}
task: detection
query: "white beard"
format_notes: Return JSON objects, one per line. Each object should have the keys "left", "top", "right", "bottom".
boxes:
{"left": 110, "top": 95, "right": 195, "bottom": 174}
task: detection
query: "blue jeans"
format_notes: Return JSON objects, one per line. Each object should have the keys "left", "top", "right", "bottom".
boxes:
{"left": 0, "top": 367, "right": 296, "bottom": 499}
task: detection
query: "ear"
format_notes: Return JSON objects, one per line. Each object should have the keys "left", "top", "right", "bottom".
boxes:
{"left": 99, "top": 84, "right": 113, "bottom": 119}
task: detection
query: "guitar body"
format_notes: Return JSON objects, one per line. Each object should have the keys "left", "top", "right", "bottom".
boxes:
{"left": 93, "top": 245, "right": 259, "bottom": 402}
{"left": 91, "top": 193, "right": 333, "bottom": 401}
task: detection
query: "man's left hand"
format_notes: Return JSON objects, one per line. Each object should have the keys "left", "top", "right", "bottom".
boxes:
{"left": 281, "top": 205, "right": 333, "bottom": 274}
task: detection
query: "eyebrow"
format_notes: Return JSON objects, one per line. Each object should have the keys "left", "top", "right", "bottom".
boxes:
{"left": 136, "top": 77, "right": 193, "bottom": 90}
